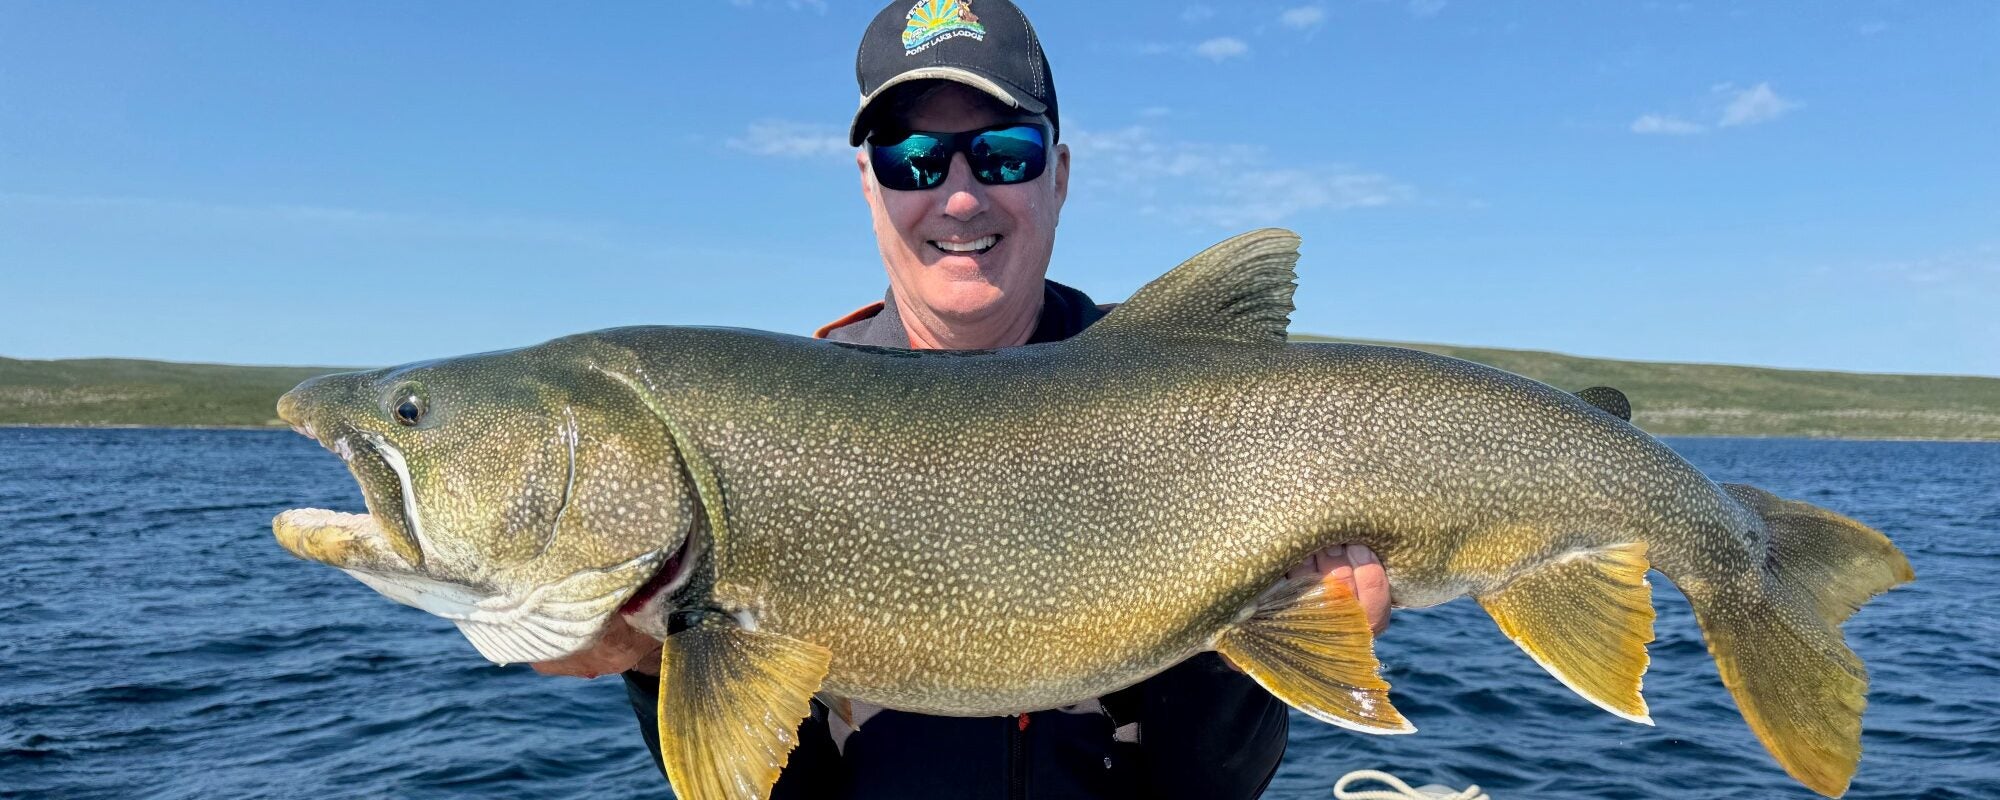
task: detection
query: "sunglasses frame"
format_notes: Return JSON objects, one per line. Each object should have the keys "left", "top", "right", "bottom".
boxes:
{"left": 866, "top": 122, "right": 1052, "bottom": 192}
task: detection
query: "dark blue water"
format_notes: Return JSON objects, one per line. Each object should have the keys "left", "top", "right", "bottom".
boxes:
{"left": 2, "top": 429, "right": 1994, "bottom": 799}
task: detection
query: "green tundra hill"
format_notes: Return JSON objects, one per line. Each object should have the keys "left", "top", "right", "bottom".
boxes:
{"left": 1294, "top": 336, "right": 2000, "bottom": 440}
{"left": 5, "top": 343, "right": 1998, "bottom": 439}
{"left": 0, "top": 357, "right": 345, "bottom": 428}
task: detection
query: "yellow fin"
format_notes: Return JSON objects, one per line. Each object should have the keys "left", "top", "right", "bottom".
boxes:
{"left": 1723, "top": 483, "right": 1915, "bottom": 626}
{"left": 1690, "top": 484, "right": 1913, "bottom": 798}
{"left": 656, "top": 614, "right": 831, "bottom": 800}
{"left": 1215, "top": 575, "right": 1412, "bottom": 734}
{"left": 1697, "top": 590, "right": 1868, "bottom": 798}
{"left": 1480, "top": 542, "right": 1656, "bottom": 724}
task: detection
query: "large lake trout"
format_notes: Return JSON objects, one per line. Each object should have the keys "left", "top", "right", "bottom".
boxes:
{"left": 273, "top": 229, "right": 1911, "bottom": 799}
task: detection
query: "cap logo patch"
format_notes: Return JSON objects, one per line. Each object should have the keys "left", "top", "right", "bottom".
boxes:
{"left": 903, "top": 0, "right": 985, "bottom": 55}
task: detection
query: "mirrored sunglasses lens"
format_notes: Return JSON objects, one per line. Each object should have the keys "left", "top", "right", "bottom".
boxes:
{"left": 969, "top": 127, "right": 1046, "bottom": 185}
{"left": 872, "top": 135, "right": 949, "bottom": 190}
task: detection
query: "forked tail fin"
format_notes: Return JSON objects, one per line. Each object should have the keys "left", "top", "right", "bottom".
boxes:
{"left": 1686, "top": 484, "right": 1914, "bottom": 798}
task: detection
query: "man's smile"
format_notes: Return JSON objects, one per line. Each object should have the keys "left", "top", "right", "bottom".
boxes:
{"left": 930, "top": 234, "right": 1001, "bottom": 255}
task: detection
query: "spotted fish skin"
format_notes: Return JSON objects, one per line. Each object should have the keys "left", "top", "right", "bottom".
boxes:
{"left": 274, "top": 229, "right": 1910, "bottom": 799}
{"left": 601, "top": 325, "right": 1718, "bottom": 712}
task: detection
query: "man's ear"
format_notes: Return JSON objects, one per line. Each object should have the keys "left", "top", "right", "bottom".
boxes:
{"left": 1051, "top": 142, "right": 1070, "bottom": 209}
{"left": 856, "top": 149, "right": 872, "bottom": 200}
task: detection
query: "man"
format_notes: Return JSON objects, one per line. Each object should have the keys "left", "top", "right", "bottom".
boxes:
{"left": 534, "top": 2, "right": 1392, "bottom": 796}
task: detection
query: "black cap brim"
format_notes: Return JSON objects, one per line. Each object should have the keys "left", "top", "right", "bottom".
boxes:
{"left": 847, "top": 66, "right": 1050, "bottom": 146}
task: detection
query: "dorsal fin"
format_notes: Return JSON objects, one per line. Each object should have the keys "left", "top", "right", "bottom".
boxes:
{"left": 1574, "top": 386, "right": 1632, "bottom": 421}
{"left": 1084, "top": 228, "right": 1301, "bottom": 346}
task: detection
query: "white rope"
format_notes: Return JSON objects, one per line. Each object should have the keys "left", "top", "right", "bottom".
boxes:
{"left": 1334, "top": 769, "right": 1490, "bottom": 800}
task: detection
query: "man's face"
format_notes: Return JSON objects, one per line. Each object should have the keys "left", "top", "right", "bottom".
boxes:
{"left": 857, "top": 82, "right": 1070, "bottom": 329}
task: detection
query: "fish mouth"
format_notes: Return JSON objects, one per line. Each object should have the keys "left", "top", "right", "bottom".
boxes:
{"left": 283, "top": 422, "right": 428, "bottom": 568}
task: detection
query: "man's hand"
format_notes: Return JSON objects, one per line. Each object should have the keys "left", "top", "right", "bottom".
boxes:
{"left": 529, "top": 614, "right": 663, "bottom": 678}
{"left": 1284, "top": 543, "right": 1391, "bottom": 635}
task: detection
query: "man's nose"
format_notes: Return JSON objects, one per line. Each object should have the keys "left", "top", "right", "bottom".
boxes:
{"left": 939, "top": 153, "right": 985, "bottom": 221}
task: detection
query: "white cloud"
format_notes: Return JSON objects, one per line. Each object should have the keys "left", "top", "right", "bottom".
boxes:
{"left": 1408, "top": 0, "right": 1447, "bottom": 18}
{"left": 1180, "top": 4, "right": 1216, "bottom": 23}
{"left": 1631, "top": 81, "right": 1799, "bottom": 136}
{"left": 1279, "top": 6, "right": 1326, "bottom": 29}
{"left": 1630, "top": 113, "right": 1707, "bottom": 136}
{"left": 726, "top": 121, "right": 850, "bottom": 158}
{"left": 1716, "top": 82, "right": 1800, "bottom": 128}
{"left": 1874, "top": 244, "right": 2000, "bottom": 285}
{"left": 1193, "top": 169, "right": 1408, "bottom": 227}
{"left": 1065, "top": 125, "right": 1412, "bottom": 227}
{"left": 1857, "top": 20, "right": 1887, "bottom": 36}
{"left": 1194, "top": 37, "right": 1250, "bottom": 61}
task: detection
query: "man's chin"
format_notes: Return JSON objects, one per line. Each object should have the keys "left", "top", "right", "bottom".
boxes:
{"left": 917, "top": 283, "right": 1015, "bottom": 324}
{"left": 910, "top": 265, "right": 998, "bottom": 300}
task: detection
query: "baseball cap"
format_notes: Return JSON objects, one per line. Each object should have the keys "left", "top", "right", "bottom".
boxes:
{"left": 848, "top": 0, "right": 1059, "bottom": 146}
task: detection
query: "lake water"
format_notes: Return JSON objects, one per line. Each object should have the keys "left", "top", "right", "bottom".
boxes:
{"left": 2, "top": 429, "right": 1994, "bottom": 799}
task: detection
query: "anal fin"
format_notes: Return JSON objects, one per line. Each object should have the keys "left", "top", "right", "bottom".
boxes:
{"left": 1215, "top": 576, "right": 1412, "bottom": 734}
{"left": 1479, "top": 542, "right": 1656, "bottom": 724}
{"left": 657, "top": 614, "right": 831, "bottom": 800}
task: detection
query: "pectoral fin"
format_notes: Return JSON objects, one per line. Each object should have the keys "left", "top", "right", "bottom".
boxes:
{"left": 1215, "top": 575, "right": 1412, "bottom": 734}
{"left": 1479, "top": 542, "right": 1656, "bottom": 724}
{"left": 656, "top": 614, "right": 831, "bottom": 800}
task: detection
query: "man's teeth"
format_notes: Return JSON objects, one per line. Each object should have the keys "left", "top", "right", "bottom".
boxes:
{"left": 933, "top": 235, "right": 999, "bottom": 253}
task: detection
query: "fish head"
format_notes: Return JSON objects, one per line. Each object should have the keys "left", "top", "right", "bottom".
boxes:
{"left": 273, "top": 338, "right": 701, "bottom": 664}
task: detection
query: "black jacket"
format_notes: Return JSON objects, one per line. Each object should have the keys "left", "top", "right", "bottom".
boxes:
{"left": 623, "top": 280, "right": 1293, "bottom": 799}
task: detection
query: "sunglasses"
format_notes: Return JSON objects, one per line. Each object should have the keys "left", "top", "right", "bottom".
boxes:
{"left": 866, "top": 123, "right": 1050, "bottom": 191}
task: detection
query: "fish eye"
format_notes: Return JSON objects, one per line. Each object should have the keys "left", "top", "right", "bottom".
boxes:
{"left": 387, "top": 384, "right": 428, "bottom": 427}
{"left": 394, "top": 396, "right": 425, "bottom": 426}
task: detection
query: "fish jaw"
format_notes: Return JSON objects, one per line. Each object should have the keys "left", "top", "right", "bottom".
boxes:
{"left": 273, "top": 507, "right": 669, "bottom": 663}
{"left": 273, "top": 508, "right": 414, "bottom": 574}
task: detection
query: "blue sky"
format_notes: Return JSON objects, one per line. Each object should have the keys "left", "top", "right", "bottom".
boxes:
{"left": 3, "top": 1, "right": 1995, "bottom": 375}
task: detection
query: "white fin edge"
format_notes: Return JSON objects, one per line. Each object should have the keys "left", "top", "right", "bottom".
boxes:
{"left": 1497, "top": 569, "right": 1657, "bottom": 726}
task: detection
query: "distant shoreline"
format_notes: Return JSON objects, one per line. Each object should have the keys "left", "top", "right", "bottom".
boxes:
{"left": 9, "top": 343, "right": 1999, "bottom": 440}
